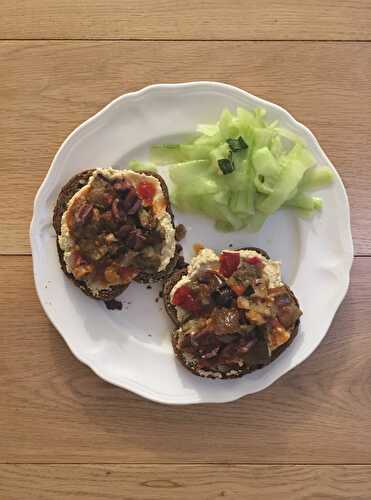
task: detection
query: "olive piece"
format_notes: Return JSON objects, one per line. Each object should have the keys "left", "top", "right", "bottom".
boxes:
{"left": 212, "top": 286, "right": 234, "bottom": 307}
{"left": 175, "top": 223, "right": 187, "bottom": 241}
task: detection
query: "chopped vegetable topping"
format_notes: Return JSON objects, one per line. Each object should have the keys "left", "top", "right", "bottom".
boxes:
{"left": 219, "top": 252, "right": 240, "bottom": 278}
{"left": 137, "top": 180, "right": 156, "bottom": 206}
{"left": 245, "top": 255, "right": 263, "bottom": 267}
{"left": 119, "top": 266, "right": 139, "bottom": 283}
{"left": 171, "top": 249, "right": 302, "bottom": 373}
{"left": 172, "top": 285, "right": 202, "bottom": 314}
{"left": 65, "top": 172, "right": 167, "bottom": 290}
{"left": 229, "top": 283, "right": 246, "bottom": 296}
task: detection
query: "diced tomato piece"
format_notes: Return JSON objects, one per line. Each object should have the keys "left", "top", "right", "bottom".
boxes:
{"left": 137, "top": 181, "right": 156, "bottom": 205}
{"left": 219, "top": 252, "right": 240, "bottom": 278}
{"left": 245, "top": 255, "right": 263, "bottom": 267}
{"left": 230, "top": 283, "right": 246, "bottom": 296}
{"left": 172, "top": 285, "right": 202, "bottom": 314}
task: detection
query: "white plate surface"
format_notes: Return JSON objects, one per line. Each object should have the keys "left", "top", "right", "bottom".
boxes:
{"left": 30, "top": 82, "right": 353, "bottom": 404}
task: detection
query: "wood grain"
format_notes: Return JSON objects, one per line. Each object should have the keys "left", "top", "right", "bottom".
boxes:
{"left": 1, "top": 1, "right": 370, "bottom": 41}
{"left": 1, "top": 255, "right": 370, "bottom": 464}
{"left": 1, "top": 2, "right": 370, "bottom": 497}
{"left": 1, "top": 464, "right": 371, "bottom": 500}
{"left": 1, "top": 41, "right": 370, "bottom": 255}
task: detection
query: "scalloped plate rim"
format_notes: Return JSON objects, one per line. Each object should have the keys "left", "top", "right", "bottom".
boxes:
{"left": 30, "top": 81, "right": 353, "bottom": 405}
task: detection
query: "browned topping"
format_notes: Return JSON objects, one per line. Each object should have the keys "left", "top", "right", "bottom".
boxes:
{"left": 104, "top": 265, "right": 122, "bottom": 285}
{"left": 273, "top": 290, "right": 302, "bottom": 328}
{"left": 122, "top": 189, "right": 139, "bottom": 212}
{"left": 236, "top": 296, "right": 250, "bottom": 310}
{"left": 232, "top": 261, "right": 261, "bottom": 283}
{"left": 266, "top": 322, "right": 291, "bottom": 350}
{"left": 138, "top": 209, "right": 156, "bottom": 229}
{"left": 74, "top": 264, "right": 93, "bottom": 279}
{"left": 174, "top": 251, "right": 302, "bottom": 372}
{"left": 111, "top": 198, "right": 125, "bottom": 221}
{"left": 125, "top": 228, "right": 144, "bottom": 250}
{"left": 113, "top": 180, "right": 131, "bottom": 193}
{"left": 213, "top": 308, "right": 241, "bottom": 335}
{"left": 128, "top": 198, "right": 143, "bottom": 215}
{"left": 75, "top": 203, "right": 93, "bottom": 225}
{"left": 245, "top": 309, "right": 266, "bottom": 326}
{"left": 66, "top": 172, "right": 168, "bottom": 289}
{"left": 116, "top": 224, "right": 132, "bottom": 241}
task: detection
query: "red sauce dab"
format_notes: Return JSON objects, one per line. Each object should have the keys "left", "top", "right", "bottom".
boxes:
{"left": 137, "top": 180, "right": 156, "bottom": 205}
{"left": 245, "top": 255, "right": 263, "bottom": 267}
{"left": 219, "top": 252, "right": 240, "bottom": 278}
{"left": 172, "top": 285, "right": 202, "bottom": 314}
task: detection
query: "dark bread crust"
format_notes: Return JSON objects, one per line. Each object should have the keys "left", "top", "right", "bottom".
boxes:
{"left": 163, "top": 247, "right": 300, "bottom": 379}
{"left": 53, "top": 170, "right": 95, "bottom": 236}
{"left": 163, "top": 268, "right": 188, "bottom": 326}
{"left": 53, "top": 169, "right": 178, "bottom": 300}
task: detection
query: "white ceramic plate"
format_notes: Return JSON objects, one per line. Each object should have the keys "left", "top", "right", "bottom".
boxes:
{"left": 30, "top": 82, "right": 353, "bottom": 404}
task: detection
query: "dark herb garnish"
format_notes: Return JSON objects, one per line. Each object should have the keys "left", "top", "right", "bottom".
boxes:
{"left": 218, "top": 158, "right": 235, "bottom": 175}
{"left": 218, "top": 136, "right": 248, "bottom": 175}
{"left": 226, "top": 136, "right": 248, "bottom": 153}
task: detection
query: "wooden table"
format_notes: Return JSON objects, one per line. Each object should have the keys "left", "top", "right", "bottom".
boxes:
{"left": 1, "top": 2, "right": 371, "bottom": 498}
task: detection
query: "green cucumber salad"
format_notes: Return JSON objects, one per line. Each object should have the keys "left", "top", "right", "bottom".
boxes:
{"left": 129, "top": 107, "right": 333, "bottom": 232}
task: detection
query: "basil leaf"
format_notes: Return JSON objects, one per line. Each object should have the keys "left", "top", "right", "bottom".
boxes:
{"left": 226, "top": 136, "right": 248, "bottom": 153}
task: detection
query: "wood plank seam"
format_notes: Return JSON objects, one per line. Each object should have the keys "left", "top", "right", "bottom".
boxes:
{"left": 1, "top": 463, "right": 371, "bottom": 466}
{"left": 1, "top": 39, "right": 371, "bottom": 42}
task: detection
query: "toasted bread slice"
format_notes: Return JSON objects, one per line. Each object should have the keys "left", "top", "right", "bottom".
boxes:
{"left": 53, "top": 169, "right": 179, "bottom": 301}
{"left": 163, "top": 247, "right": 300, "bottom": 379}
